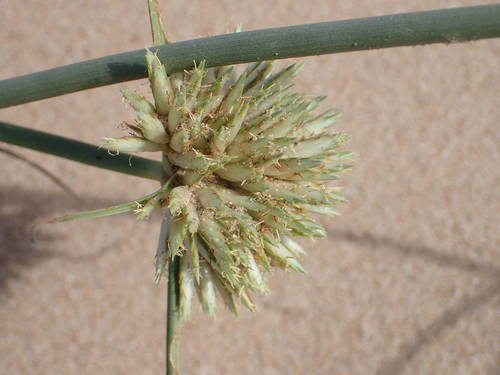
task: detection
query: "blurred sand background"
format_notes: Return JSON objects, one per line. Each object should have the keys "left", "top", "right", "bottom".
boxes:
{"left": 1, "top": 1, "right": 499, "bottom": 374}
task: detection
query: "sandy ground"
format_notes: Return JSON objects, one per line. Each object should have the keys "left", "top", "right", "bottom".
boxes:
{"left": 1, "top": 1, "right": 499, "bottom": 374}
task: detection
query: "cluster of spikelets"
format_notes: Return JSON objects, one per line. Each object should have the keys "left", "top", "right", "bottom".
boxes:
{"left": 101, "top": 49, "right": 353, "bottom": 318}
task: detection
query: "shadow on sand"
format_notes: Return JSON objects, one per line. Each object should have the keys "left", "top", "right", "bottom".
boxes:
{"left": 328, "top": 229, "right": 500, "bottom": 375}
{"left": 0, "top": 184, "right": 126, "bottom": 298}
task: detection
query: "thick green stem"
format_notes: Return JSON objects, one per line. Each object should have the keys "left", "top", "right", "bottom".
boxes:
{"left": 0, "top": 121, "right": 163, "bottom": 181}
{"left": 1, "top": 4, "right": 499, "bottom": 108}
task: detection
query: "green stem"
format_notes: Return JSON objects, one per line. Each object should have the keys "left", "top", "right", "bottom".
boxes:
{"left": 166, "top": 255, "right": 180, "bottom": 375}
{"left": 163, "top": 153, "right": 179, "bottom": 375}
{"left": 145, "top": 1, "right": 180, "bottom": 371}
{"left": 0, "top": 121, "right": 163, "bottom": 181}
{"left": 1, "top": 4, "right": 499, "bottom": 108}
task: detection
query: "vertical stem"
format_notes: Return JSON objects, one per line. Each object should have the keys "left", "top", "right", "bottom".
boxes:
{"left": 157, "top": 165, "right": 179, "bottom": 374}
{"left": 161, "top": 153, "right": 179, "bottom": 374}
{"left": 147, "top": 1, "right": 179, "bottom": 373}
{"left": 166, "top": 255, "right": 180, "bottom": 375}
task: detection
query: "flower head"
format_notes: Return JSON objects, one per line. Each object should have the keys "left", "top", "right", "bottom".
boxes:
{"left": 103, "top": 48, "right": 353, "bottom": 317}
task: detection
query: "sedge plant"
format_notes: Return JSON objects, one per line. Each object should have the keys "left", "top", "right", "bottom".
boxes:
{"left": 1, "top": 2, "right": 499, "bottom": 374}
{"left": 57, "top": 1, "right": 353, "bottom": 371}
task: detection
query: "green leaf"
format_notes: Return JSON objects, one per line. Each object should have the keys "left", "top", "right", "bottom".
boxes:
{"left": 0, "top": 121, "right": 163, "bottom": 181}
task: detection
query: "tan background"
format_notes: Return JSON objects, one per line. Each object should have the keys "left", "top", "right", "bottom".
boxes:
{"left": 1, "top": 1, "right": 499, "bottom": 374}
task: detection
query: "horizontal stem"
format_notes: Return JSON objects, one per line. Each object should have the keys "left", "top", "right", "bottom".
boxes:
{"left": 0, "top": 121, "right": 163, "bottom": 181}
{"left": 1, "top": 4, "right": 499, "bottom": 108}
